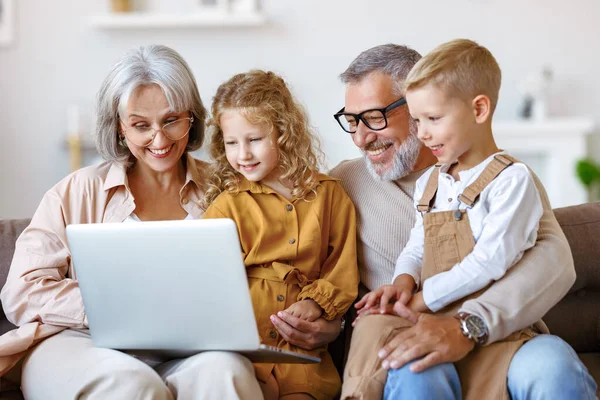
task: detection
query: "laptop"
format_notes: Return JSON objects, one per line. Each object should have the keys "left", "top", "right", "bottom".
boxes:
{"left": 66, "top": 218, "right": 319, "bottom": 364}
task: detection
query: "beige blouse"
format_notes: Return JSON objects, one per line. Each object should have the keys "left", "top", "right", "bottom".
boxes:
{"left": 0, "top": 154, "right": 208, "bottom": 375}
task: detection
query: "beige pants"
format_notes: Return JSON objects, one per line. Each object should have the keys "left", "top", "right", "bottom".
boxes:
{"left": 19, "top": 329, "right": 264, "bottom": 400}
{"left": 341, "top": 314, "right": 412, "bottom": 400}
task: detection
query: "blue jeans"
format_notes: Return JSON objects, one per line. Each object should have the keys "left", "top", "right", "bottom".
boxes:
{"left": 383, "top": 335, "right": 598, "bottom": 400}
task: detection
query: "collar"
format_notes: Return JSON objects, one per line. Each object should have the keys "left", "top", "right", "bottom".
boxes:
{"left": 103, "top": 161, "right": 128, "bottom": 192}
{"left": 182, "top": 152, "right": 206, "bottom": 192}
{"left": 236, "top": 173, "right": 338, "bottom": 195}
{"left": 439, "top": 150, "right": 506, "bottom": 181}
{"left": 103, "top": 152, "right": 205, "bottom": 192}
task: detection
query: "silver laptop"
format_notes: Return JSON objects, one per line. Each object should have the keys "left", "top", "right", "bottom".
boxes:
{"left": 66, "top": 218, "right": 319, "bottom": 364}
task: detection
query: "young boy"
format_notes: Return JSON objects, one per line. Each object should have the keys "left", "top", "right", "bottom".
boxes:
{"left": 343, "top": 39, "right": 545, "bottom": 400}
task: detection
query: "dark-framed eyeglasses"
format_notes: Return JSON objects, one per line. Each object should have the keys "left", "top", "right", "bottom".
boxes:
{"left": 333, "top": 97, "right": 407, "bottom": 134}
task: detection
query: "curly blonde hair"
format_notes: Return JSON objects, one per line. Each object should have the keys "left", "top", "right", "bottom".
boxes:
{"left": 202, "top": 70, "right": 324, "bottom": 209}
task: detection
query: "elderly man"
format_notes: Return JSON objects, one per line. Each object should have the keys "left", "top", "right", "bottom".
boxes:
{"left": 330, "top": 44, "right": 597, "bottom": 399}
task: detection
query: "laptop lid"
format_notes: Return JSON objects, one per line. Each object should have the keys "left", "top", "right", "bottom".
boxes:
{"left": 66, "top": 218, "right": 262, "bottom": 352}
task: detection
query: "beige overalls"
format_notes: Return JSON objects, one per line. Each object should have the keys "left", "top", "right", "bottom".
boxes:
{"left": 342, "top": 154, "right": 539, "bottom": 400}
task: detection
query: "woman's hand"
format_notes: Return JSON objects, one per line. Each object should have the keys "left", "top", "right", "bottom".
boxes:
{"left": 270, "top": 311, "right": 341, "bottom": 350}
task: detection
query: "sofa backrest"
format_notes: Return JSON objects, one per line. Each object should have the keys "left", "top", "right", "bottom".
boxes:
{"left": 0, "top": 203, "right": 599, "bottom": 352}
{"left": 0, "top": 219, "right": 30, "bottom": 324}
{"left": 544, "top": 203, "right": 600, "bottom": 353}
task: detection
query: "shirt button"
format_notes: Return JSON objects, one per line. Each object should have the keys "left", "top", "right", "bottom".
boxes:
{"left": 269, "top": 330, "right": 277, "bottom": 339}
{"left": 182, "top": 198, "right": 189, "bottom": 205}
{"left": 286, "top": 204, "right": 293, "bottom": 211}
{"left": 277, "top": 295, "right": 285, "bottom": 302}
{"left": 448, "top": 198, "right": 453, "bottom": 202}
{"left": 289, "top": 238, "right": 296, "bottom": 244}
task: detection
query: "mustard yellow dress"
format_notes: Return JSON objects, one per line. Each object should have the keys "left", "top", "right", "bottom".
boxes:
{"left": 203, "top": 174, "right": 359, "bottom": 399}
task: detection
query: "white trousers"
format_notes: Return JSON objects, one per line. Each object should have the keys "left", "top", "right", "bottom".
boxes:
{"left": 20, "top": 329, "right": 264, "bottom": 400}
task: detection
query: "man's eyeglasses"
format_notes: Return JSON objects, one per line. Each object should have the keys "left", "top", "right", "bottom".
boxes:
{"left": 120, "top": 115, "right": 194, "bottom": 147}
{"left": 333, "top": 97, "right": 407, "bottom": 134}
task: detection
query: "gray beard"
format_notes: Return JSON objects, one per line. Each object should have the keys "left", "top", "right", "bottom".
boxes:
{"left": 364, "top": 132, "right": 422, "bottom": 181}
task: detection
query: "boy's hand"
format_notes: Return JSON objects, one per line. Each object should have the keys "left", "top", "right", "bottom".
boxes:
{"left": 407, "top": 291, "right": 430, "bottom": 313}
{"left": 355, "top": 274, "right": 416, "bottom": 314}
{"left": 355, "top": 285, "right": 412, "bottom": 316}
{"left": 284, "top": 299, "right": 323, "bottom": 322}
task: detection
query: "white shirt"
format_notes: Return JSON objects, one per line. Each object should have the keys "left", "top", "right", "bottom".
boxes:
{"left": 392, "top": 152, "right": 543, "bottom": 312}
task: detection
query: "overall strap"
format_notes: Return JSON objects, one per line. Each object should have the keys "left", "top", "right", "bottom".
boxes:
{"left": 458, "top": 154, "right": 517, "bottom": 207}
{"left": 417, "top": 165, "right": 441, "bottom": 212}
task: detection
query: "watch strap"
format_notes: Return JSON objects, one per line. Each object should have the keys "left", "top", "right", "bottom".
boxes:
{"left": 455, "top": 312, "right": 488, "bottom": 345}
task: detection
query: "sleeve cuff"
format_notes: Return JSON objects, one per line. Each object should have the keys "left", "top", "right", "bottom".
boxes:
{"left": 422, "top": 279, "right": 443, "bottom": 312}
{"left": 298, "top": 291, "right": 338, "bottom": 321}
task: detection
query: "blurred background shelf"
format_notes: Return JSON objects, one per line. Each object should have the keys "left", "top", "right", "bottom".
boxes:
{"left": 492, "top": 117, "right": 596, "bottom": 208}
{"left": 64, "top": 136, "right": 98, "bottom": 172}
{"left": 89, "top": 11, "right": 266, "bottom": 29}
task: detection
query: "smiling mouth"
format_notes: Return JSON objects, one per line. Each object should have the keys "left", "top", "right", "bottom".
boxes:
{"left": 364, "top": 142, "right": 393, "bottom": 157}
{"left": 240, "top": 163, "right": 260, "bottom": 170}
{"left": 148, "top": 144, "right": 174, "bottom": 155}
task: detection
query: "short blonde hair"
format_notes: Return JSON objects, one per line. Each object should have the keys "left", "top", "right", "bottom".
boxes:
{"left": 202, "top": 70, "right": 324, "bottom": 209}
{"left": 404, "top": 39, "right": 501, "bottom": 113}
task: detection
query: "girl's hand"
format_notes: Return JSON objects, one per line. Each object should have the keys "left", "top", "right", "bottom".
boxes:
{"left": 284, "top": 299, "right": 323, "bottom": 322}
{"left": 270, "top": 312, "right": 341, "bottom": 350}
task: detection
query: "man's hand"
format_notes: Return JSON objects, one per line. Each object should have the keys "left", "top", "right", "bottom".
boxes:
{"left": 378, "top": 313, "right": 475, "bottom": 373}
{"left": 284, "top": 299, "right": 323, "bottom": 322}
{"left": 270, "top": 311, "right": 341, "bottom": 350}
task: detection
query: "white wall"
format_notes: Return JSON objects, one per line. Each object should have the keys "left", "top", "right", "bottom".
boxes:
{"left": 1, "top": 0, "right": 599, "bottom": 218}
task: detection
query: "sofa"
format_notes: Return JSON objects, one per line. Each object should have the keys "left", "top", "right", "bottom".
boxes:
{"left": 0, "top": 203, "right": 599, "bottom": 399}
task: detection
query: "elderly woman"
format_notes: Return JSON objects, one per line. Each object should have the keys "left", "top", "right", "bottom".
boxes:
{"left": 0, "top": 45, "right": 263, "bottom": 399}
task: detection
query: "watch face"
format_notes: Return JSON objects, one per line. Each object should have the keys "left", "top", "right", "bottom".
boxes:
{"left": 465, "top": 315, "right": 486, "bottom": 337}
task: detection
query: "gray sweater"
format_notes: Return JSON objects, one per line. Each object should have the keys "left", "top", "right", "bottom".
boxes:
{"left": 330, "top": 157, "right": 575, "bottom": 344}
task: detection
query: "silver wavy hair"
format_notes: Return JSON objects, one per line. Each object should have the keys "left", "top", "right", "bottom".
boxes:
{"left": 94, "top": 44, "right": 206, "bottom": 165}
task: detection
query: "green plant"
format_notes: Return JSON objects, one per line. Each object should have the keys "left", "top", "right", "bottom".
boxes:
{"left": 576, "top": 159, "right": 600, "bottom": 200}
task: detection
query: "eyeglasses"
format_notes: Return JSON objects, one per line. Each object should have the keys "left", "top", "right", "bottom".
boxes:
{"left": 333, "top": 97, "right": 407, "bottom": 133}
{"left": 120, "top": 115, "right": 194, "bottom": 147}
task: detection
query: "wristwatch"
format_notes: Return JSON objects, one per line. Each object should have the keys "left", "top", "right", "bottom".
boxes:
{"left": 455, "top": 312, "right": 488, "bottom": 345}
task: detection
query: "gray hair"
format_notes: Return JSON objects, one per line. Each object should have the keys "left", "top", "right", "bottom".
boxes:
{"left": 339, "top": 44, "right": 422, "bottom": 95}
{"left": 94, "top": 44, "right": 206, "bottom": 164}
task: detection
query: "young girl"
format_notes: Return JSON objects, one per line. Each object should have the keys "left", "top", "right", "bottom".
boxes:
{"left": 202, "top": 70, "right": 359, "bottom": 400}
